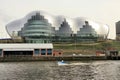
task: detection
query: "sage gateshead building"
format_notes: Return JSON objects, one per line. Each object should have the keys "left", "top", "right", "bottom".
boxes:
{"left": 6, "top": 11, "right": 109, "bottom": 43}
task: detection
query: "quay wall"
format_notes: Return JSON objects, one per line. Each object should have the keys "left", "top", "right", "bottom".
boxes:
{"left": 0, "top": 55, "right": 107, "bottom": 62}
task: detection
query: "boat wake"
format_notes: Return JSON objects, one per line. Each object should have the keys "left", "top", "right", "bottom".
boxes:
{"left": 57, "top": 61, "right": 88, "bottom": 66}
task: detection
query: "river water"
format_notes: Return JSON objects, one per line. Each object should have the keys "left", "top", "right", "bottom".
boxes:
{"left": 0, "top": 61, "right": 120, "bottom": 80}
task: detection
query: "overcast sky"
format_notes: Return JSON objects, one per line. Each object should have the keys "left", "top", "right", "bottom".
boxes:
{"left": 0, "top": 0, "right": 120, "bottom": 39}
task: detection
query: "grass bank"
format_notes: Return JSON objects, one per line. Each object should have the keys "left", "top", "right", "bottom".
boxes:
{"left": 53, "top": 41, "right": 120, "bottom": 55}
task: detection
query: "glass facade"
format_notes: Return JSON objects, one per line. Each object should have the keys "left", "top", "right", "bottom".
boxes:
{"left": 47, "top": 49, "right": 52, "bottom": 55}
{"left": 6, "top": 11, "right": 109, "bottom": 43}
{"left": 18, "top": 13, "right": 54, "bottom": 43}
{"left": 0, "top": 49, "right": 2, "bottom": 56}
{"left": 77, "top": 21, "right": 97, "bottom": 37}
{"left": 56, "top": 19, "right": 73, "bottom": 37}
{"left": 53, "top": 19, "right": 73, "bottom": 42}
{"left": 34, "top": 49, "right": 40, "bottom": 55}
{"left": 34, "top": 49, "right": 53, "bottom": 55}
{"left": 41, "top": 49, "right": 46, "bottom": 55}
{"left": 76, "top": 21, "right": 98, "bottom": 41}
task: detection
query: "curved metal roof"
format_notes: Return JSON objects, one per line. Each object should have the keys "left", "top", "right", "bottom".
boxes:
{"left": 6, "top": 11, "right": 109, "bottom": 38}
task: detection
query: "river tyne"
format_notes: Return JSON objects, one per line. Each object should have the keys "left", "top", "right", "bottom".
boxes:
{"left": 0, "top": 61, "right": 120, "bottom": 80}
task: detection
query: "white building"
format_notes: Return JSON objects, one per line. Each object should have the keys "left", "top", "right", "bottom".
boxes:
{"left": 0, "top": 43, "right": 53, "bottom": 57}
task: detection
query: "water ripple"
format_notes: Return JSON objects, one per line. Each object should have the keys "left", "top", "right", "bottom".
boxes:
{"left": 0, "top": 61, "right": 119, "bottom": 80}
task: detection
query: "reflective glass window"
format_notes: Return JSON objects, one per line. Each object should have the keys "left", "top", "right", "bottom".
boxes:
{"left": 41, "top": 49, "right": 46, "bottom": 55}
{"left": 47, "top": 49, "right": 52, "bottom": 55}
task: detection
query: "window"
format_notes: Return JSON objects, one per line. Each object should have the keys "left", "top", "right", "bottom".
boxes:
{"left": 47, "top": 49, "right": 52, "bottom": 55}
{"left": 41, "top": 49, "right": 46, "bottom": 55}
{"left": 0, "top": 49, "right": 2, "bottom": 56}
{"left": 34, "top": 49, "right": 40, "bottom": 55}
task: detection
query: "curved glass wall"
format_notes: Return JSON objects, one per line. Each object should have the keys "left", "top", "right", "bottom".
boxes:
{"left": 76, "top": 21, "right": 98, "bottom": 41}
{"left": 53, "top": 19, "right": 73, "bottom": 42}
{"left": 56, "top": 19, "right": 73, "bottom": 37}
{"left": 77, "top": 21, "right": 97, "bottom": 37}
{"left": 6, "top": 11, "right": 110, "bottom": 43}
{"left": 18, "top": 13, "right": 54, "bottom": 43}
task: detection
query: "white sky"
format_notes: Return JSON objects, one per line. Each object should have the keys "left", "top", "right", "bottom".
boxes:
{"left": 0, "top": 0, "right": 120, "bottom": 39}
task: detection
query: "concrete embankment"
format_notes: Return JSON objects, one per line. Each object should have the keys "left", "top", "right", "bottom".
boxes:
{"left": 0, "top": 55, "right": 107, "bottom": 62}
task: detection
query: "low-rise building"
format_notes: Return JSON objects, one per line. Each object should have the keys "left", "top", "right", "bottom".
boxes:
{"left": 0, "top": 43, "right": 53, "bottom": 57}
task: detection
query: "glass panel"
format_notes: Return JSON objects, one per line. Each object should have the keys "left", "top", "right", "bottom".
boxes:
{"left": 47, "top": 49, "right": 52, "bottom": 55}
{"left": 0, "top": 49, "right": 2, "bottom": 56}
{"left": 41, "top": 49, "right": 46, "bottom": 55}
{"left": 34, "top": 49, "right": 39, "bottom": 55}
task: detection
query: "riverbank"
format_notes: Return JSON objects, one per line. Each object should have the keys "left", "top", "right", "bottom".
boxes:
{"left": 54, "top": 41, "right": 120, "bottom": 55}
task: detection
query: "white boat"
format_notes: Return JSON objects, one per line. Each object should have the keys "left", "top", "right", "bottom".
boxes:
{"left": 57, "top": 60, "right": 68, "bottom": 66}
